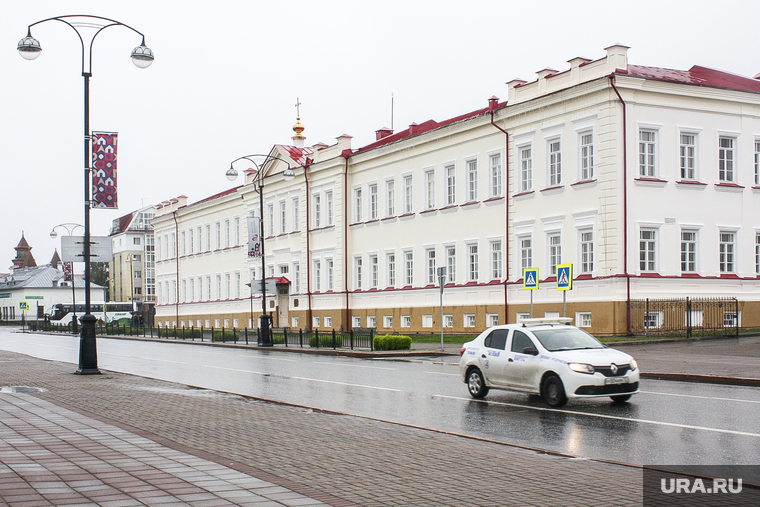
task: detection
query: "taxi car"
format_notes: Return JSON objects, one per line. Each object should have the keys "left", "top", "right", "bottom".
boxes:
{"left": 459, "top": 318, "right": 639, "bottom": 407}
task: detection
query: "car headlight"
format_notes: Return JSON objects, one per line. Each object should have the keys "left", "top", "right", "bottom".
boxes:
{"left": 568, "top": 362, "right": 595, "bottom": 374}
{"left": 630, "top": 358, "right": 638, "bottom": 371}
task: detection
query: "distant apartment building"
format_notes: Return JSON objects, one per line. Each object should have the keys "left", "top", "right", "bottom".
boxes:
{"left": 109, "top": 205, "right": 156, "bottom": 303}
{"left": 152, "top": 45, "right": 760, "bottom": 336}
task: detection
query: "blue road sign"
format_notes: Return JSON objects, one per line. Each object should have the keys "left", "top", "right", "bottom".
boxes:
{"left": 523, "top": 268, "right": 539, "bottom": 290}
{"left": 557, "top": 264, "right": 573, "bottom": 291}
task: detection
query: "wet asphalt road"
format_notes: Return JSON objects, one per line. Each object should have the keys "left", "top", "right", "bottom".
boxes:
{"left": 3, "top": 330, "right": 759, "bottom": 467}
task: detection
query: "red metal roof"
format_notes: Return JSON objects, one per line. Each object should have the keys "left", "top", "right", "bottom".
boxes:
{"left": 625, "top": 65, "right": 760, "bottom": 94}
{"left": 190, "top": 186, "right": 243, "bottom": 207}
{"left": 275, "top": 145, "right": 314, "bottom": 167}
{"left": 355, "top": 101, "right": 508, "bottom": 154}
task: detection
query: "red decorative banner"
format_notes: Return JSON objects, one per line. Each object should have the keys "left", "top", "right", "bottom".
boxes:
{"left": 63, "top": 262, "right": 73, "bottom": 282}
{"left": 92, "top": 132, "right": 118, "bottom": 208}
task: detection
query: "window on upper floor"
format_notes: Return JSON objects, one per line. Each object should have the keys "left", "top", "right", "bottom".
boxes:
{"left": 404, "top": 251, "right": 414, "bottom": 286}
{"left": 387, "top": 253, "right": 396, "bottom": 287}
{"left": 467, "top": 159, "right": 478, "bottom": 201}
{"left": 326, "top": 190, "right": 334, "bottom": 225}
{"left": 548, "top": 139, "right": 562, "bottom": 186}
{"left": 490, "top": 153, "right": 502, "bottom": 197}
{"left": 519, "top": 146, "right": 533, "bottom": 192}
{"left": 639, "top": 130, "right": 657, "bottom": 177}
{"left": 719, "top": 137, "right": 736, "bottom": 183}
{"left": 327, "top": 259, "right": 334, "bottom": 291}
{"left": 354, "top": 257, "right": 362, "bottom": 290}
{"left": 386, "top": 179, "right": 395, "bottom": 216}
{"left": 369, "top": 183, "right": 378, "bottom": 220}
{"left": 266, "top": 205, "right": 274, "bottom": 237}
{"left": 756, "top": 233, "right": 760, "bottom": 275}
{"left": 754, "top": 140, "right": 760, "bottom": 186}
{"left": 292, "top": 198, "right": 299, "bottom": 231}
{"left": 520, "top": 237, "right": 532, "bottom": 270}
{"left": 279, "top": 202, "right": 286, "bottom": 235}
{"left": 681, "top": 231, "right": 697, "bottom": 273}
{"left": 426, "top": 248, "right": 436, "bottom": 284}
{"left": 467, "top": 243, "right": 479, "bottom": 282}
{"left": 370, "top": 255, "right": 378, "bottom": 288}
{"left": 425, "top": 170, "right": 436, "bottom": 210}
{"left": 446, "top": 246, "right": 456, "bottom": 283}
{"left": 445, "top": 164, "right": 456, "bottom": 205}
{"left": 354, "top": 187, "right": 363, "bottom": 222}
{"left": 314, "top": 260, "right": 322, "bottom": 291}
{"left": 404, "top": 175, "right": 413, "bottom": 213}
{"left": 680, "top": 133, "right": 697, "bottom": 180}
{"left": 580, "top": 132, "right": 594, "bottom": 180}
{"left": 313, "top": 194, "right": 321, "bottom": 228}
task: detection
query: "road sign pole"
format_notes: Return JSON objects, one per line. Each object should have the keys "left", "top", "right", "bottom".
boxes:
{"left": 563, "top": 291, "right": 566, "bottom": 318}
{"left": 530, "top": 291, "right": 534, "bottom": 318}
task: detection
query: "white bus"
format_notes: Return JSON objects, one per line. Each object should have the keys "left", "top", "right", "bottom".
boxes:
{"left": 49, "top": 302, "right": 134, "bottom": 326}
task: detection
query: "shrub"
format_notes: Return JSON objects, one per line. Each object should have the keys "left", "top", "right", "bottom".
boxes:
{"left": 212, "top": 329, "right": 239, "bottom": 342}
{"left": 373, "top": 334, "right": 412, "bottom": 351}
{"left": 309, "top": 332, "right": 344, "bottom": 348}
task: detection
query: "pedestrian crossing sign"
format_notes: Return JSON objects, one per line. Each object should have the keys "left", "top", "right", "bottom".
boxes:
{"left": 557, "top": 264, "right": 573, "bottom": 291}
{"left": 19, "top": 301, "right": 29, "bottom": 311}
{"left": 523, "top": 268, "right": 539, "bottom": 290}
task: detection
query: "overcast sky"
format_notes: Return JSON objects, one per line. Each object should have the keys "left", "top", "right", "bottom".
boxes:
{"left": 2, "top": 0, "right": 759, "bottom": 272}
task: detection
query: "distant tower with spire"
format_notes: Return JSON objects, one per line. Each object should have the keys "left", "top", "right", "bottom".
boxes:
{"left": 12, "top": 232, "right": 37, "bottom": 269}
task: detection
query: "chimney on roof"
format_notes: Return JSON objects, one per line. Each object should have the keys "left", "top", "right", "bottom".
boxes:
{"left": 375, "top": 127, "right": 393, "bottom": 141}
{"left": 488, "top": 96, "right": 499, "bottom": 111}
{"left": 604, "top": 44, "right": 629, "bottom": 73}
{"left": 409, "top": 122, "right": 419, "bottom": 135}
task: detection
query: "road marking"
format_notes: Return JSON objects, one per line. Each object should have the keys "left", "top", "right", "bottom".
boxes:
{"left": 424, "top": 371, "right": 460, "bottom": 377}
{"left": 640, "top": 390, "right": 760, "bottom": 405}
{"left": 313, "top": 361, "right": 396, "bottom": 370}
{"left": 290, "top": 376, "right": 402, "bottom": 392}
{"left": 432, "top": 395, "right": 760, "bottom": 438}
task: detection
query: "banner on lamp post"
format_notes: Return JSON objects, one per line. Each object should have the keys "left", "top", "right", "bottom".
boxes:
{"left": 92, "top": 132, "right": 118, "bottom": 209}
{"left": 247, "top": 216, "right": 262, "bottom": 258}
{"left": 62, "top": 262, "right": 73, "bottom": 282}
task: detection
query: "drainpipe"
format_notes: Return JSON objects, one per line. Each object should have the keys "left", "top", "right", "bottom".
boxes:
{"left": 304, "top": 161, "right": 313, "bottom": 330}
{"left": 172, "top": 210, "right": 180, "bottom": 326}
{"left": 609, "top": 74, "right": 631, "bottom": 334}
{"left": 342, "top": 152, "right": 351, "bottom": 330}
{"left": 489, "top": 104, "right": 509, "bottom": 323}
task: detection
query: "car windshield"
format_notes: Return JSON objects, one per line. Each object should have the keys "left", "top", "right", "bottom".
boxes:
{"left": 531, "top": 327, "right": 604, "bottom": 351}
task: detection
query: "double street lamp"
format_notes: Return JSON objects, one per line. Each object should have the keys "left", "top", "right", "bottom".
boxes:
{"left": 50, "top": 223, "right": 83, "bottom": 334}
{"left": 227, "top": 155, "right": 294, "bottom": 346}
{"left": 19, "top": 15, "right": 153, "bottom": 375}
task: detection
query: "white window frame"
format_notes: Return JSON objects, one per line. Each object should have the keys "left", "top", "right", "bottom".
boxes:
{"left": 353, "top": 187, "right": 363, "bottom": 223}
{"left": 326, "top": 190, "right": 334, "bottom": 225}
{"left": 327, "top": 258, "right": 334, "bottom": 291}
{"left": 425, "top": 169, "right": 436, "bottom": 210}
{"left": 325, "top": 316, "right": 332, "bottom": 328}
{"left": 352, "top": 316, "right": 361, "bottom": 328}
{"left": 490, "top": 240, "right": 502, "bottom": 280}
{"left": 369, "top": 254, "right": 378, "bottom": 289}
{"left": 369, "top": 183, "right": 378, "bottom": 220}
{"left": 354, "top": 256, "right": 363, "bottom": 290}
{"left": 443, "top": 315, "right": 453, "bottom": 328}
{"left": 313, "top": 193, "right": 322, "bottom": 228}
{"left": 314, "top": 260, "right": 322, "bottom": 292}
{"left": 579, "top": 229, "right": 594, "bottom": 274}
{"left": 404, "top": 250, "right": 414, "bottom": 287}
{"left": 548, "top": 138, "right": 562, "bottom": 186}
{"left": 445, "top": 164, "right": 456, "bottom": 205}
{"left": 426, "top": 247, "right": 436, "bottom": 285}
{"left": 386, "top": 178, "right": 395, "bottom": 217}
{"left": 467, "top": 242, "right": 479, "bottom": 282}
{"left": 487, "top": 314, "right": 499, "bottom": 327}
{"left": 401, "top": 315, "right": 411, "bottom": 328}
{"left": 519, "top": 235, "right": 533, "bottom": 271}
{"left": 519, "top": 145, "right": 533, "bottom": 192}
{"left": 403, "top": 174, "right": 413, "bottom": 213}
{"left": 464, "top": 314, "right": 476, "bottom": 328}
{"left": 279, "top": 201, "right": 286, "bottom": 235}
{"left": 548, "top": 233, "right": 562, "bottom": 276}
{"left": 719, "top": 230, "right": 736, "bottom": 274}
{"left": 679, "top": 131, "right": 698, "bottom": 181}
{"left": 422, "top": 315, "right": 433, "bottom": 328}
{"left": 386, "top": 252, "right": 396, "bottom": 287}
{"left": 639, "top": 228, "right": 658, "bottom": 272}
{"left": 445, "top": 245, "right": 456, "bottom": 283}
{"left": 466, "top": 158, "right": 478, "bottom": 201}
{"left": 292, "top": 197, "right": 299, "bottom": 231}
{"left": 576, "top": 312, "right": 592, "bottom": 328}
{"left": 383, "top": 315, "right": 393, "bottom": 328}
{"left": 755, "top": 139, "right": 760, "bottom": 186}
{"left": 266, "top": 205, "right": 273, "bottom": 237}
{"left": 573, "top": 117, "right": 596, "bottom": 181}
{"left": 718, "top": 136, "right": 736, "bottom": 183}
{"left": 680, "top": 230, "right": 698, "bottom": 273}
{"left": 756, "top": 232, "right": 760, "bottom": 275}
{"left": 367, "top": 315, "right": 376, "bottom": 328}
{"left": 638, "top": 129, "right": 658, "bottom": 177}
{"left": 489, "top": 152, "right": 502, "bottom": 197}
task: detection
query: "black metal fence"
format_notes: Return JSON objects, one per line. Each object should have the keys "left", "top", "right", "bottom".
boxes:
{"left": 629, "top": 297, "right": 740, "bottom": 338}
{"left": 29, "top": 321, "right": 376, "bottom": 350}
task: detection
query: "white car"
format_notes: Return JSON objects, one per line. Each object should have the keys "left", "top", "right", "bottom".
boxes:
{"left": 459, "top": 318, "right": 639, "bottom": 407}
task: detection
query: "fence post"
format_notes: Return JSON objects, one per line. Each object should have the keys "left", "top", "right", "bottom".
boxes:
{"left": 370, "top": 328, "right": 375, "bottom": 351}
{"left": 645, "top": 298, "right": 649, "bottom": 337}
{"left": 245, "top": 327, "right": 248, "bottom": 345}
{"left": 315, "top": 329, "right": 319, "bottom": 348}
{"left": 686, "top": 297, "right": 692, "bottom": 340}
{"left": 283, "top": 328, "right": 288, "bottom": 347}
{"left": 735, "top": 298, "right": 740, "bottom": 338}
{"left": 299, "top": 328, "right": 303, "bottom": 347}
{"left": 332, "top": 329, "right": 337, "bottom": 349}
{"left": 350, "top": 329, "right": 354, "bottom": 350}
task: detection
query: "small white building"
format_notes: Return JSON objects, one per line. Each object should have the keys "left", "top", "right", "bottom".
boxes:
{"left": 153, "top": 45, "right": 760, "bottom": 336}
{"left": 109, "top": 205, "right": 157, "bottom": 303}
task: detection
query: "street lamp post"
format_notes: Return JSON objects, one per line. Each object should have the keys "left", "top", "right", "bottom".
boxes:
{"left": 227, "top": 155, "right": 294, "bottom": 346}
{"left": 50, "top": 222, "right": 83, "bottom": 334}
{"left": 19, "top": 15, "right": 153, "bottom": 375}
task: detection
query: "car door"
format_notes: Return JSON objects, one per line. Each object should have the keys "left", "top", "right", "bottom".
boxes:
{"left": 479, "top": 328, "right": 511, "bottom": 386}
{"left": 502, "top": 330, "right": 543, "bottom": 391}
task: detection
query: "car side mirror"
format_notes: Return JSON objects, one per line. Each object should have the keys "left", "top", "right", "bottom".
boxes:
{"left": 522, "top": 346, "right": 539, "bottom": 356}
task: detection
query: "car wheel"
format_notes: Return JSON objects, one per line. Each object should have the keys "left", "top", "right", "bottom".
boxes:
{"left": 466, "top": 368, "right": 489, "bottom": 399}
{"left": 542, "top": 374, "right": 567, "bottom": 407}
{"left": 610, "top": 394, "right": 632, "bottom": 403}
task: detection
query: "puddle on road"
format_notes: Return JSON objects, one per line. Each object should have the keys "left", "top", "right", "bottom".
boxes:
{"left": 0, "top": 386, "right": 48, "bottom": 394}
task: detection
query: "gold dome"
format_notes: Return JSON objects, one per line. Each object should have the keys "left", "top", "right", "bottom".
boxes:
{"left": 293, "top": 117, "right": 305, "bottom": 136}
